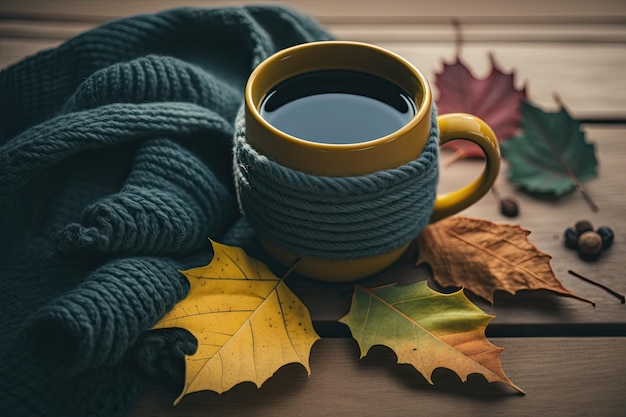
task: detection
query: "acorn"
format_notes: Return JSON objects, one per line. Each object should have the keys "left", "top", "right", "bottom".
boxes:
{"left": 563, "top": 227, "right": 579, "bottom": 249}
{"left": 574, "top": 219, "right": 594, "bottom": 235}
{"left": 577, "top": 230, "right": 603, "bottom": 261}
{"left": 596, "top": 226, "right": 615, "bottom": 249}
{"left": 499, "top": 197, "right": 520, "bottom": 218}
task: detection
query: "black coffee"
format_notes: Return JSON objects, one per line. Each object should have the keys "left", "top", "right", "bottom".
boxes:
{"left": 260, "top": 70, "right": 416, "bottom": 144}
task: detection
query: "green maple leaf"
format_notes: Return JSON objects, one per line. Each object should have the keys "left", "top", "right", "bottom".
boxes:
{"left": 501, "top": 100, "right": 598, "bottom": 198}
{"left": 339, "top": 281, "right": 524, "bottom": 394}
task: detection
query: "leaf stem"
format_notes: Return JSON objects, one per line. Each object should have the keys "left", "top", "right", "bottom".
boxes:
{"left": 452, "top": 18, "right": 462, "bottom": 58}
{"left": 443, "top": 148, "right": 468, "bottom": 166}
{"left": 553, "top": 93, "right": 566, "bottom": 109}
{"left": 554, "top": 94, "right": 599, "bottom": 212}
{"left": 281, "top": 258, "right": 302, "bottom": 281}
{"left": 568, "top": 270, "right": 624, "bottom": 304}
{"left": 491, "top": 186, "right": 520, "bottom": 217}
{"left": 577, "top": 184, "right": 599, "bottom": 212}
{"left": 491, "top": 186, "right": 501, "bottom": 200}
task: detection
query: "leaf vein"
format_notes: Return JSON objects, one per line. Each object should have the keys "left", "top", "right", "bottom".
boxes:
{"left": 443, "top": 226, "right": 545, "bottom": 280}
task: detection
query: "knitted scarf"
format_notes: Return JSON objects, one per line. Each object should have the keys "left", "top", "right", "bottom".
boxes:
{"left": 0, "top": 7, "right": 331, "bottom": 417}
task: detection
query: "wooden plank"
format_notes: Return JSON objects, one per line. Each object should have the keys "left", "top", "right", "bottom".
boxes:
{"left": 376, "top": 43, "right": 626, "bottom": 119}
{"left": 2, "top": 23, "right": 624, "bottom": 118}
{"left": 129, "top": 337, "right": 626, "bottom": 417}
{"left": 287, "top": 127, "right": 626, "bottom": 336}
{"left": 331, "top": 22, "right": 626, "bottom": 43}
{"left": 3, "top": 18, "right": 626, "bottom": 43}
{"left": 1, "top": 0, "right": 625, "bottom": 21}
{"left": 0, "top": 19, "right": 92, "bottom": 40}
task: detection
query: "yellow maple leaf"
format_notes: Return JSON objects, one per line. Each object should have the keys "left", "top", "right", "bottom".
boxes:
{"left": 416, "top": 216, "right": 593, "bottom": 304}
{"left": 152, "top": 240, "right": 320, "bottom": 404}
{"left": 340, "top": 281, "right": 525, "bottom": 394}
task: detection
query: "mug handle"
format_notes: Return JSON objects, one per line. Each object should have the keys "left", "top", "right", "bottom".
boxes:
{"left": 430, "top": 113, "right": 501, "bottom": 223}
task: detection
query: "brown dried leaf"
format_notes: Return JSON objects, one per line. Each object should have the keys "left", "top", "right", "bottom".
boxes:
{"left": 416, "top": 216, "right": 593, "bottom": 305}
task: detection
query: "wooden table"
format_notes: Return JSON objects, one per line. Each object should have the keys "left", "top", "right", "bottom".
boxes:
{"left": 2, "top": 1, "right": 625, "bottom": 416}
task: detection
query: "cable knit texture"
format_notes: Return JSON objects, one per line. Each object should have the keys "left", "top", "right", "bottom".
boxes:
{"left": 0, "top": 7, "right": 331, "bottom": 417}
{"left": 234, "top": 106, "right": 439, "bottom": 259}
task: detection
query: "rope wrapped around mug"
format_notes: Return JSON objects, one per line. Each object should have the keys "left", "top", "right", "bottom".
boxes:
{"left": 233, "top": 105, "right": 439, "bottom": 260}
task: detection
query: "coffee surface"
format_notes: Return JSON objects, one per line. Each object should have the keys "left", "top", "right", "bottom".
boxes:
{"left": 260, "top": 70, "right": 416, "bottom": 144}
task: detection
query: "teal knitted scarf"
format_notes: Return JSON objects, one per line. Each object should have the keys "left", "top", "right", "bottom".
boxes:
{"left": 0, "top": 7, "right": 331, "bottom": 417}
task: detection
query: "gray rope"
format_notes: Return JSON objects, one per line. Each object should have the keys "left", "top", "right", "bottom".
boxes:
{"left": 234, "top": 105, "right": 439, "bottom": 260}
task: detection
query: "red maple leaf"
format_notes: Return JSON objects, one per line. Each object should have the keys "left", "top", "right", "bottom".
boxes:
{"left": 434, "top": 53, "right": 527, "bottom": 158}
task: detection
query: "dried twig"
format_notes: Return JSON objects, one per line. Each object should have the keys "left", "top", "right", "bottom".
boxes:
{"left": 568, "top": 270, "right": 624, "bottom": 304}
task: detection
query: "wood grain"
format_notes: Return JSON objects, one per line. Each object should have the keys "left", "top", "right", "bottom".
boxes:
{"left": 1, "top": 0, "right": 625, "bottom": 20}
{"left": 377, "top": 44, "right": 626, "bottom": 119}
{"left": 1, "top": 2, "right": 625, "bottom": 416}
{"left": 2, "top": 6, "right": 624, "bottom": 119}
{"left": 130, "top": 337, "right": 626, "bottom": 417}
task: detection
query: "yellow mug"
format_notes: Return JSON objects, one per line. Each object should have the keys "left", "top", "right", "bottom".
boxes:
{"left": 238, "top": 41, "right": 500, "bottom": 282}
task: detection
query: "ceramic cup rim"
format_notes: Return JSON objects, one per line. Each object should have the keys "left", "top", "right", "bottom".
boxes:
{"left": 245, "top": 40, "right": 433, "bottom": 153}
